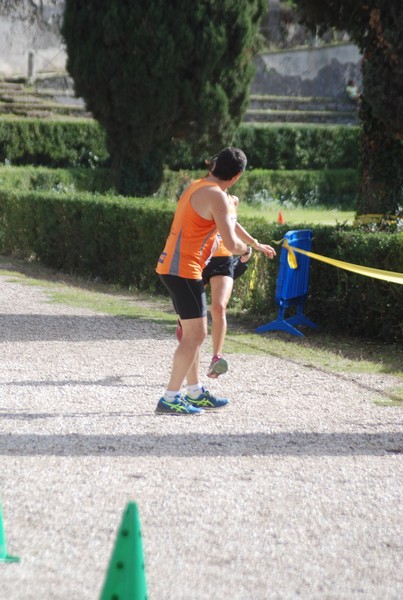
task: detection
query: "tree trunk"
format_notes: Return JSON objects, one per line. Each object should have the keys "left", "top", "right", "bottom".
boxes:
{"left": 356, "top": 100, "right": 403, "bottom": 215}
{"left": 112, "top": 152, "right": 165, "bottom": 197}
{"left": 355, "top": 8, "right": 403, "bottom": 217}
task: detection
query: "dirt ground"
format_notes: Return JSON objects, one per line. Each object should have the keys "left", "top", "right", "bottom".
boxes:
{"left": 0, "top": 271, "right": 402, "bottom": 599}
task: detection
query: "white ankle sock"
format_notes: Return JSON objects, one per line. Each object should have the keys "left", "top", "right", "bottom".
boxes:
{"left": 186, "top": 383, "right": 204, "bottom": 398}
{"left": 164, "top": 390, "right": 181, "bottom": 401}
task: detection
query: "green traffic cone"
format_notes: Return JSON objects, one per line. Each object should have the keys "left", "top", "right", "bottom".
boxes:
{"left": 100, "top": 502, "right": 147, "bottom": 600}
{"left": 0, "top": 502, "right": 20, "bottom": 564}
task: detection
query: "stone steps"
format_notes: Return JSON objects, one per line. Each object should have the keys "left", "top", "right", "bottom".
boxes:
{"left": 0, "top": 78, "right": 359, "bottom": 126}
{"left": 244, "top": 94, "right": 359, "bottom": 125}
{"left": 0, "top": 77, "right": 91, "bottom": 119}
{"left": 0, "top": 103, "right": 91, "bottom": 119}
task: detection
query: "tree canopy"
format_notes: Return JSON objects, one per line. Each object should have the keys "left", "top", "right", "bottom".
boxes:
{"left": 62, "top": 0, "right": 266, "bottom": 195}
{"left": 294, "top": 0, "right": 403, "bottom": 215}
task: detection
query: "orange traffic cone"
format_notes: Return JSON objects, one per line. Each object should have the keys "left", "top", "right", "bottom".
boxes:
{"left": 278, "top": 211, "right": 285, "bottom": 224}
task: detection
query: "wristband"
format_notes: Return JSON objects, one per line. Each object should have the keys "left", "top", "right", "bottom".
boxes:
{"left": 252, "top": 238, "right": 259, "bottom": 249}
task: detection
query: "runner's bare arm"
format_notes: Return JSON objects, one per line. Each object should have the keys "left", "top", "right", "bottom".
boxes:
{"left": 210, "top": 192, "right": 248, "bottom": 256}
{"left": 235, "top": 222, "right": 276, "bottom": 258}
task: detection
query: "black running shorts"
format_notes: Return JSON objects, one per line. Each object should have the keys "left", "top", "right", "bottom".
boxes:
{"left": 202, "top": 256, "right": 249, "bottom": 285}
{"left": 158, "top": 274, "right": 207, "bottom": 319}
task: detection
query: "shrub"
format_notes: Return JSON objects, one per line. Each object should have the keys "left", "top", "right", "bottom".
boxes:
{"left": 0, "top": 188, "right": 173, "bottom": 290}
{"left": 0, "top": 165, "right": 115, "bottom": 195}
{"left": 0, "top": 165, "right": 358, "bottom": 209}
{"left": 233, "top": 124, "right": 359, "bottom": 170}
{"left": 0, "top": 118, "right": 359, "bottom": 171}
{"left": 0, "top": 118, "right": 108, "bottom": 168}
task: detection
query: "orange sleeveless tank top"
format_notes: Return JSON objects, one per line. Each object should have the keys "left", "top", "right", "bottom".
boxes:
{"left": 156, "top": 179, "right": 218, "bottom": 279}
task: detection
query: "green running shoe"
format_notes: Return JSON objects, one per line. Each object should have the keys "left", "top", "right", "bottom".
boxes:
{"left": 156, "top": 394, "right": 204, "bottom": 415}
{"left": 185, "top": 387, "right": 229, "bottom": 410}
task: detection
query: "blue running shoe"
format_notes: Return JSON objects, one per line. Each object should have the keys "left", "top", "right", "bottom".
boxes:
{"left": 156, "top": 394, "right": 204, "bottom": 415}
{"left": 184, "top": 387, "right": 229, "bottom": 410}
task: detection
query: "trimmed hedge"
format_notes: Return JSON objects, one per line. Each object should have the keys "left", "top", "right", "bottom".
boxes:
{"left": 308, "top": 228, "right": 403, "bottom": 342}
{"left": 0, "top": 118, "right": 108, "bottom": 168}
{"left": 0, "top": 188, "right": 171, "bottom": 290}
{"left": 0, "top": 165, "right": 115, "bottom": 195}
{"left": 235, "top": 124, "right": 360, "bottom": 170}
{"left": 231, "top": 168, "right": 358, "bottom": 208}
{"left": 0, "top": 188, "right": 401, "bottom": 342}
{"left": 158, "top": 167, "right": 358, "bottom": 208}
{"left": 165, "top": 124, "right": 360, "bottom": 171}
{"left": 0, "top": 118, "right": 360, "bottom": 171}
{"left": 0, "top": 165, "right": 358, "bottom": 208}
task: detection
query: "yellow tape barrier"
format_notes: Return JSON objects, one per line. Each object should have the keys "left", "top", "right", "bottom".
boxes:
{"left": 282, "top": 240, "right": 403, "bottom": 285}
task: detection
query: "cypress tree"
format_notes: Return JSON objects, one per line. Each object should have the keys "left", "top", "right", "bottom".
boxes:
{"left": 294, "top": 0, "right": 403, "bottom": 216}
{"left": 62, "top": 0, "right": 266, "bottom": 195}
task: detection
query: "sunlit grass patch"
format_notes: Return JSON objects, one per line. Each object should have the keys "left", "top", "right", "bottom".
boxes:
{"left": 374, "top": 386, "right": 403, "bottom": 407}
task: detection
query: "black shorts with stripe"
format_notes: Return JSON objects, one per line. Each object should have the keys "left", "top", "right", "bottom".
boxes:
{"left": 158, "top": 274, "right": 207, "bottom": 319}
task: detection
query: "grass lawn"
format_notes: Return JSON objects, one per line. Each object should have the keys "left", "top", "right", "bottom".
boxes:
{"left": 238, "top": 204, "right": 355, "bottom": 226}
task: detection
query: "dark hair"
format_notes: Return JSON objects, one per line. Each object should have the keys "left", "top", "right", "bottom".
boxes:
{"left": 205, "top": 147, "right": 247, "bottom": 180}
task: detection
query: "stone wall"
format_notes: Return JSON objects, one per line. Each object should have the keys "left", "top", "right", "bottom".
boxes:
{"left": 1, "top": 1, "right": 361, "bottom": 101}
{"left": 0, "top": 0, "right": 66, "bottom": 77}
{"left": 252, "top": 44, "right": 362, "bottom": 98}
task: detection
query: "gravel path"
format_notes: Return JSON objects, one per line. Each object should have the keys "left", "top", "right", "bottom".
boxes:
{"left": 0, "top": 270, "right": 402, "bottom": 599}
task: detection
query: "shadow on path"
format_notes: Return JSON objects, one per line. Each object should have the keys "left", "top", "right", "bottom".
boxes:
{"left": 0, "top": 314, "right": 168, "bottom": 341}
{"left": 1, "top": 432, "right": 402, "bottom": 457}
{"left": 0, "top": 374, "right": 151, "bottom": 388}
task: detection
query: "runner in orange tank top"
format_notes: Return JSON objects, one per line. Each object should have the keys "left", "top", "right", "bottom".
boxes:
{"left": 155, "top": 147, "right": 251, "bottom": 415}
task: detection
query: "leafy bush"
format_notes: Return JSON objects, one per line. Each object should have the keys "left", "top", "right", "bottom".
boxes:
{"left": 0, "top": 165, "right": 115, "bottom": 195}
{"left": 233, "top": 124, "right": 359, "bottom": 170}
{"left": 233, "top": 224, "right": 403, "bottom": 343}
{"left": 0, "top": 188, "right": 172, "bottom": 290}
{"left": 308, "top": 228, "right": 403, "bottom": 342}
{"left": 165, "top": 124, "right": 360, "bottom": 171}
{"left": 231, "top": 168, "right": 358, "bottom": 208}
{"left": 0, "top": 118, "right": 108, "bottom": 168}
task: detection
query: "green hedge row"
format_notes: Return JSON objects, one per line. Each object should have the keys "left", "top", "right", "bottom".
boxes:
{"left": 0, "top": 165, "right": 358, "bottom": 208}
{"left": 0, "top": 188, "right": 401, "bottom": 342}
{"left": 161, "top": 124, "right": 360, "bottom": 171}
{"left": 0, "top": 118, "right": 109, "bottom": 168}
{"left": 0, "top": 165, "right": 115, "bottom": 195}
{"left": 159, "top": 167, "right": 358, "bottom": 208}
{"left": 0, "top": 118, "right": 360, "bottom": 171}
{"left": 0, "top": 188, "right": 171, "bottom": 290}
{"left": 235, "top": 124, "right": 359, "bottom": 171}
{"left": 230, "top": 168, "right": 358, "bottom": 208}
